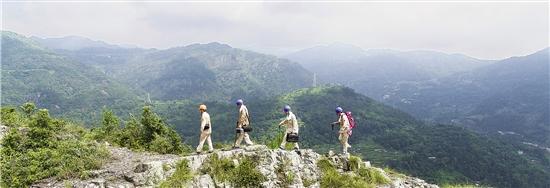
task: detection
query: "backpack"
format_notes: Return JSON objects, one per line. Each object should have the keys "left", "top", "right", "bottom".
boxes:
{"left": 345, "top": 111, "right": 356, "bottom": 136}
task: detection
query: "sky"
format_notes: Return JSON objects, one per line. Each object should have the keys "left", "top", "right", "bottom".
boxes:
{"left": 2, "top": 1, "right": 548, "bottom": 59}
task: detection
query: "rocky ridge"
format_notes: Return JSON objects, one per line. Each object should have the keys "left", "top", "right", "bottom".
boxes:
{"left": 32, "top": 144, "right": 438, "bottom": 188}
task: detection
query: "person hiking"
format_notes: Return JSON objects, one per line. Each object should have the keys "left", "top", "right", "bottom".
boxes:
{"left": 331, "top": 106, "right": 351, "bottom": 155}
{"left": 196, "top": 104, "right": 213, "bottom": 154}
{"left": 234, "top": 99, "right": 253, "bottom": 148}
{"left": 278, "top": 105, "right": 299, "bottom": 151}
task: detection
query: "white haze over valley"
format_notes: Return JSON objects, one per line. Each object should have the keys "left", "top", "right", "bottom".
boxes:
{"left": 3, "top": 1, "right": 548, "bottom": 59}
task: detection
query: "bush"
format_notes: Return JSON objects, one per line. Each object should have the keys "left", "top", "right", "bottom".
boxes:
{"left": 103, "top": 106, "right": 189, "bottom": 154}
{"left": 228, "top": 157, "right": 267, "bottom": 188}
{"left": 201, "top": 154, "right": 267, "bottom": 187}
{"left": 90, "top": 108, "right": 121, "bottom": 142}
{"left": 357, "top": 167, "right": 390, "bottom": 185}
{"left": 200, "top": 153, "right": 236, "bottom": 183}
{"left": 117, "top": 116, "right": 146, "bottom": 150}
{"left": 267, "top": 128, "right": 286, "bottom": 149}
{"left": 159, "top": 159, "right": 193, "bottom": 188}
{"left": 20, "top": 102, "right": 36, "bottom": 117}
{"left": 348, "top": 155, "right": 362, "bottom": 171}
{"left": 302, "top": 177, "right": 315, "bottom": 187}
{"left": 347, "top": 155, "right": 390, "bottom": 185}
{"left": 1, "top": 107, "right": 27, "bottom": 127}
{"left": 317, "top": 157, "right": 389, "bottom": 188}
{"left": 275, "top": 160, "right": 295, "bottom": 187}
{"left": 149, "top": 133, "right": 175, "bottom": 154}
{"left": 0, "top": 107, "right": 109, "bottom": 187}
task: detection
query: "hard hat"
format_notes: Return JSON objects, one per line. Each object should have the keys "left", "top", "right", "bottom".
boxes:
{"left": 199, "top": 104, "right": 207, "bottom": 111}
{"left": 283, "top": 105, "right": 291, "bottom": 112}
{"left": 236, "top": 99, "right": 244, "bottom": 105}
{"left": 335, "top": 106, "right": 343, "bottom": 113}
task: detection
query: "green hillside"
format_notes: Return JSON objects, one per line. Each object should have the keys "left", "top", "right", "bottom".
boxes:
{"left": 1, "top": 31, "right": 141, "bottom": 122}
{"left": 152, "top": 86, "right": 549, "bottom": 187}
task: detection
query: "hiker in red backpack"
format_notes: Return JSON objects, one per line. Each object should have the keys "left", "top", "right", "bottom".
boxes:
{"left": 331, "top": 106, "right": 352, "bottom": 155}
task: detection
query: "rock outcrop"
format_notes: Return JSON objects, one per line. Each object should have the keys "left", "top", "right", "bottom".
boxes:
{"left": 32, "top": 145, "right": 438, "bottom": 188}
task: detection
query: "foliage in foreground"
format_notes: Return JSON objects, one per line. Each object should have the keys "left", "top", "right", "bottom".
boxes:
{"left": 159, "top": 159, "right": 193, "bottom": 188}
{"left": 90, "top": 106, "right": 190, "bottom": 154}
{"left": 0, "top": 105, "right": 109, "bottom": 187}
{"left": 317, "top": 156, "right": 390, "bottom": 188}
{"left": 200, "top": 153, "right": 267, "bottom": 187}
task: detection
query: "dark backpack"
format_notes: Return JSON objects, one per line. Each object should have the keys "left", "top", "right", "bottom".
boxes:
{"left": 286, "top": 133, "right": 299, "bottom": 143}
{"left": 345, "top": 111, "right": 356, "bottom": 136}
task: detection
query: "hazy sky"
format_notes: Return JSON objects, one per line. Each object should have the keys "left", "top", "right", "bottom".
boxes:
{"left": 2, "top": 1, "right": 548, "bottom": 59}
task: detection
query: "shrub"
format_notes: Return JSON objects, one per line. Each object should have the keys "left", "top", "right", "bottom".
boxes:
{"left": 159, "top": 159, "right": 193, "bottom": 188}
{"left": 228, "top": 157, "right": 267, "bottom": 188}
{"left": 1, "top": 106, "right": 27, "bottom": 127}
{"left": 317, "top": 157, "right": 389, "bottom": 188}
{"left": 200, "top": 153, "right": 236, "bottom": 183}
{"left": 0, "top": 107, "right": 109, "bottom": 187}
{"left": 108, "top": 106, "right": 189, "bottom": 154}
{"left": 357, "top": 167, "right": 390, "bottom": 185}
{"left": 348, "top": 155, "right": 362, "bottom": 171}
{"left": 275, "top": 160, "right": 295, "bottom": 187}
{"left": 20, "top": 102, "right": 36, "bottom": 117}
{"left": 302, "top": 177, "right": 315, "bottom": 187}
{"left": 201, "top": 154, "right": 267, "bottom": 187}
{"left": 267, "top": 128, "right": 286, "bottom": 149}
{"left": 117, "top": 116, "right": 145, "bottom": 150}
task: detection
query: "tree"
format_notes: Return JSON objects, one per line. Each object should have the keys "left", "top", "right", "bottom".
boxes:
{"left": 20, "top": 102, "right": 36, "bottom": 117}
{"left": 101, "top": 108, "right": 120, "bottom": 133}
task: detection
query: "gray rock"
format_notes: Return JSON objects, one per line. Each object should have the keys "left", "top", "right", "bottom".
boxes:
{"left": 187, "top": 174, "right": 215, "bottom": 188}
{"left": 32, "top": 145, "right": 438, "bottom": 188}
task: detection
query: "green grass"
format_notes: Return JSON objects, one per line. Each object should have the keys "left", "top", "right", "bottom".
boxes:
{"left": 228, "top": 157, "right": 267, "bottom": 187}
{"left": 200, "top": 153, "right": 236, "bottom": 183}
{"left": 302, "top": 177, "right": 315, "bottom": 187}
{"left": 317, "top": 156, "right": 390, "bottom": 188}
{"left": 200, "top": 154, "right": 266, "bottom": 187}
{"left": 159, "top": 159, "right": 193, "bottom": 188}
{"left": 275, "top": 160, "right": 295, "bottom": 187}
{"left": 348, "top": 155, "right": 362, "bottom": 171}
{"left": 357, "top": 167, "right": 390, "bottom": 185}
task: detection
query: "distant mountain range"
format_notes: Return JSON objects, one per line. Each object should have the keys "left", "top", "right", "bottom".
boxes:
{"left": 386, "top": 48, "right": 550, "bottom": 146}
{"left": 2, "top": 31, "right": 313, "bottom": 117}
{"left": 55, "top": 42, "right": 313, "bottom": 101}
{"left": 286, "top": 44, "right": 549, "bottom": 147}
{"left": 285, "top": 44, "right": 494, "bottom": 103}
{"left": 31, "top": 35, "right": 139, "bottom": 50}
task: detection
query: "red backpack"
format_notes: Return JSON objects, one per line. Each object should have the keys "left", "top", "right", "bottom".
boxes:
{"left": 345, "top": 111, "right": 356, "bottom": 136}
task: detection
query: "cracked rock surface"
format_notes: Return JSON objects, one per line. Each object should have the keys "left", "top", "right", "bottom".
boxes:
{"left": 31, "top": 145, "right": 438, "bottom": 188}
